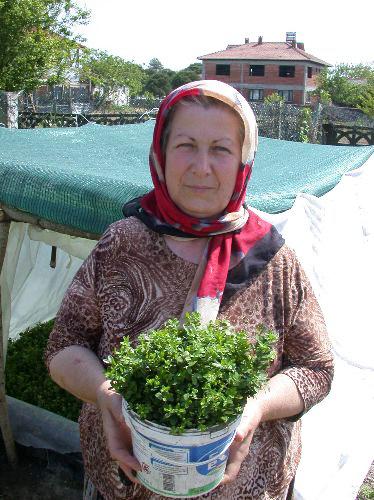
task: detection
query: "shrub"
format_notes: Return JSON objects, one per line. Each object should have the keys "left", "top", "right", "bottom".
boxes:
{"left": 5, "top": 321, "right": 81, "bottom": 422}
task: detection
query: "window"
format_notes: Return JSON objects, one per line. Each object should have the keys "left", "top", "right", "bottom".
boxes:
{"left": 249, "top": 65, "right": 265, "bottom": 77}
{"left": 277, "top": 90, "right": 293, "bottom": 102}
{"left": 279, "top": 65, "right": 295, "bottom": 77}
{"left": 308, "top": 67, "right": 313, "bottom": 78}
{"left": 248, "top": 89, "right": 264, "bottom": 101}
{"left": 216, "top": 64, "right": 230, "bottom": 76}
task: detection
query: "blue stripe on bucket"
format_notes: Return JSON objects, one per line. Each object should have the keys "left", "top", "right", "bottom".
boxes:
{"left": 137, "top": 429, "right": 235, "bottom": 463}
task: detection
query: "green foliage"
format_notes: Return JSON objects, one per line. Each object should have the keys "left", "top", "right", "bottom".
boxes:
{"left": 316, "top": 64, "right": 374, "bottom": 109}
{"left": 298, "top": 107, "right": 312, "bottom": 142}
{"left": 264, "top": 93, "right": 285, "bottom": 104}
{"left": 5, "top": 321, "right": 81, "bottom": 421}
{"left": 79, "top": 49, "right": 145, "bottom": 101}
{"left": 106, "top": 313, "right": 278, "bottom": 434}
{"left": 184, "top": 62, "right": 202, "bottom": 75}
{"left": 142, "top": 60, "right": 201, "bottom": 97}
{"left": 358, "top": 87, "right": 374, "bottom": 118}
{"left": 147, "top": 58, "right": 164, "bottom": 72}
{"left": 143, "top": 69, "right": 173, "bottom": 97}
{"left": 171, "top": 70, "right": 199, "bottom": 89}
{"left": 0, "top": 0, "right": 90, "bottom": 91}
{"left": 311, "top": 88, "right": 332, "bottom": 105}
{"left": 358, "top": 484, "right": 374, "bottom": 500}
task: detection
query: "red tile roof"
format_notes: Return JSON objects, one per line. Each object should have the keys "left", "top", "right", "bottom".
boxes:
{"left": 198, "top": 42, "right": 330, "bottom": 66}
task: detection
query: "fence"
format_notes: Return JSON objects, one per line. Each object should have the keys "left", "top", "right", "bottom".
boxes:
{"left": 18, "top": 112, "right": 148, "bottom": 129}
{"left": 322, "top": 124, "right": 374, "bottom": 146}
{"left": 250, "top": 102, "right": 323, "bottom": 143}
{"left": 18, "top": 89, "right": 162, "bottom": 115}
{"left": 8, "top": 93, "right": 374, "bottom": 146}
{"left": 18, "top": 85, "right": 95, "bottom": 114}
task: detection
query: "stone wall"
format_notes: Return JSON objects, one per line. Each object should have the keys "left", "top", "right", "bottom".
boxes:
{"left": 322, "top": 105, "right": 374, "bottom": 127}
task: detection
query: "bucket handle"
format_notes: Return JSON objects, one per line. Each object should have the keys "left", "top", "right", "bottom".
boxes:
{"left": 127, "top": 416, "right": 238, "bottom": 467}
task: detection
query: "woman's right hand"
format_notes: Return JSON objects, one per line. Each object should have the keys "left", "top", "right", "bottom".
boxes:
{"left": 96, "top": 380, "right": 141, "bottom": 484}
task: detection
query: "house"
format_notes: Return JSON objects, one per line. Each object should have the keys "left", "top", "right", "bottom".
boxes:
{"left": 21, "top": 40, "right": 130, "bottom": 113}
{"left": 198, "top": 33, "right": 330, "bottom": 105}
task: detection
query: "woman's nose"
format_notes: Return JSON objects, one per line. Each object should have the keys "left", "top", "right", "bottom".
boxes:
{"left": 192, "top": 148, "right": 211, "bottom": 176}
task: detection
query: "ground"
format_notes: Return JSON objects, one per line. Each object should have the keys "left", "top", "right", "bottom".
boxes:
{"left": 0, "top": 442, "right": 83, "bottom": 500}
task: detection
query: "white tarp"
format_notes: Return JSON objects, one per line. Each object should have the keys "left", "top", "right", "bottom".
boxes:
{"left": 1, "top": 154, "right": 373, "bottom": 499}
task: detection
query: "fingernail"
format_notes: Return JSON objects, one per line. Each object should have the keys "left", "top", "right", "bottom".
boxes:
{"left": 235, "top": 432, "right": 244, "bottom": 442}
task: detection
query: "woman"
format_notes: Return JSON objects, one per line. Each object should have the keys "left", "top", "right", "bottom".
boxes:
{"left": 45, "top": 80, "right": 334, "bottom": 499}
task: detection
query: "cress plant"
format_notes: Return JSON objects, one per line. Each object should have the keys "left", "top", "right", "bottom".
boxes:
{"left": 105, "top": 312, "right": 278, "bottom": 433}
{"left": 5, "top": 321, "right": 81, "bottom": 421}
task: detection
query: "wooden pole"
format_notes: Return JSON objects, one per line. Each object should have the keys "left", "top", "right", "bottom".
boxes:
{"left": 0, "top": 210, "right": 18, "bottom": 466}
{"left": 0, "top": 205, "right": 101, "bottom": 241}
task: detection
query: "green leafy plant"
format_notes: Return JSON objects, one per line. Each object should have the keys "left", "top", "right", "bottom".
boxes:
{"left": 5, "top": 321, "right": 81, "bottom": 422}
{"left": 298, "top": 107, "right": 312, "bottom": 143}
{"left": 359, "top": 483, "right": 374, "bottom": 500}
{"left": 106, "top": 312, "right": 278, "bottom": 433}
{"left": 264, "top": 93, "right": 285, "bottom": 104}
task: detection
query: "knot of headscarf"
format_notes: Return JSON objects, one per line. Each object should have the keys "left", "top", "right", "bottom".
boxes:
{"left": 128, "top": 80, "right": 272, "bottom": 324}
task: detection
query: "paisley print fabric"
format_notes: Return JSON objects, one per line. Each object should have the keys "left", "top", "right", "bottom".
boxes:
{"left": 45, "top": 217, "right": 334, "bottom": 500}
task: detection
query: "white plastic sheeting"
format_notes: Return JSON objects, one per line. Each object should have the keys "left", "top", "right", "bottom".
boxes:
{"left": 1, "top": 154, "right": 373, "bottom": 498}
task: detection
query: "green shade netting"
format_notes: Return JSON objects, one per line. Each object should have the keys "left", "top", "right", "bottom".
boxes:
{"left": 0, "top": 121, "right": 373, "bottom": 235}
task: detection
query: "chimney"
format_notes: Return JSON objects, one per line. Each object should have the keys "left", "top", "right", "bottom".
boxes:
{"left": 297, "top": 42, "right": 305, "bottom": 50}
{"left": 245, "top": 37, "right": 249, "bottom": 44}
{"left": 258, "top": 36, "right": 263, "bottom": 44}
{"left": 286, "top": 32, "right": 297, "bottom": 45}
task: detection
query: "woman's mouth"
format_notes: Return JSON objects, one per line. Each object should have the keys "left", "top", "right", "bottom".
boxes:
{"left": 186, "top": 185, "right": 213, "bottom": 191}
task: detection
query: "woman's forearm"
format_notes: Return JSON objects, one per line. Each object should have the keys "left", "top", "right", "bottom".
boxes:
{"left": 256, "top": 373, "right": 304, "bottom": 422}
{"left": 49, "top": 345, "right": 107, "bottom": 404}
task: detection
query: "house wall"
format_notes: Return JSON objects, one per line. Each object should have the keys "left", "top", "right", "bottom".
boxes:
{"left": 203, "top": 60, "right": 324, "bottom": 105}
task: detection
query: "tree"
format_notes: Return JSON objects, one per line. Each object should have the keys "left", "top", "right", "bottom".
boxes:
{"left": 311, "top": 88, "right": 332, "bottom": 105}
{"left": 143, "top": 70, "right": 174, "bottom": 97}
{"left": 80, "top": 50, "right": 145, "bottom": 102}
{"left": 171, "top": 70, "right": 199, "bottom": 89}
{"left": 147, "top": 58, "right": 164, "bottom": 72}
{"left": 316, "top": 64, "right": 374, "bottom": 109}
{"left": 358, "top": 87, "right": 374, "bottom": 118}
{"left": 184, "top": 62, "right": 202, "bottom": 75}
{"left": 0, "top": 0, "right": 90, "bottom": 92}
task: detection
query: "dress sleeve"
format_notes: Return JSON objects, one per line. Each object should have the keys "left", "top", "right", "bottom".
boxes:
{"left": 280, "top": 252, "right": 334, "bottom": 417}
{"left": 44, "top": 226, "right": 114, "bottom": 370}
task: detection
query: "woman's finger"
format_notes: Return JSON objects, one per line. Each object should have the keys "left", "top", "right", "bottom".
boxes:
{"left": 234, "top": 414, "right": 253, "bottom": 442}
{"left": 234, "top": 399, "right": 263, "bottom": 442}
{"left": 119, "top": 464, "right": 141, "bottom": 484}
{"left": 221, "top": 434, "right": 253, "bottom": 484}
{"left": 111, "top": 445, "right": 141, "bottom": 471}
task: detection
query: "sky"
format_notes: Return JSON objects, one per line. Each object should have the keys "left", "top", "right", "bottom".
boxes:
{"left": 75, "top": 0, "right": 373, "bottom": 71}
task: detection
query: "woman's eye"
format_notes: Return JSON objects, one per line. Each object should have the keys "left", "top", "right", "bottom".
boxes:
{"left": 177, "top": 143, "right": 194, "bottom": 149}
{"left": 213, "top": 146, "right": 231, "bottom": 153}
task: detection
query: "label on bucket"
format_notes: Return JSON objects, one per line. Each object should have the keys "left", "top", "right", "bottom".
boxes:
{"left": 123, "top": 400, "right": 241, "bottom": 498}
{"left": 150, "top": 443, "right": 189, "bottom": 463}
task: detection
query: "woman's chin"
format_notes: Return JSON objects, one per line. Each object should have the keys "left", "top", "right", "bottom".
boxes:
{"left": 179, "top": 206, "right": 222, "bottom": 220}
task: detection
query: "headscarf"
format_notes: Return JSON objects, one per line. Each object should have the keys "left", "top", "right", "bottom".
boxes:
{"left": 125, "top": 80, "right": 272, "bottom": 324}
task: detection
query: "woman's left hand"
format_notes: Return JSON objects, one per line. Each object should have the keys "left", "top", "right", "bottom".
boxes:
{"left": 220, "top": 398, "right": 263, "bottom": 485}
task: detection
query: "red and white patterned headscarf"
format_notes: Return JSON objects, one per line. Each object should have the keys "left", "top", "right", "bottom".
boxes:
{"left": 139, "top": 80, "right": 272, "bottom": 323}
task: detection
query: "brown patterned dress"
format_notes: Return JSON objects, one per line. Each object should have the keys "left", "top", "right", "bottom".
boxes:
{"left": 45, "top": 217, "right": 334, "bottom": 500}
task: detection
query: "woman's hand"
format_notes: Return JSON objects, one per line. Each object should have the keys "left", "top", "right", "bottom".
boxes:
{"left": 220, "top": 398, "right": 263, "bottom": 485}
{"left": 96, "top": 380, "right": 141, "bottom": 484}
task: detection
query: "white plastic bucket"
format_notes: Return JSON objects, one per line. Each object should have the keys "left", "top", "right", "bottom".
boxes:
{"left": 122, "top": 399, "right": 241, "bottom": 498}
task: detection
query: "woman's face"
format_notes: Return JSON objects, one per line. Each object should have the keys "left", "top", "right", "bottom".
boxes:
{"left": 164, "top": 103, "right": 242, "bottom": 219}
